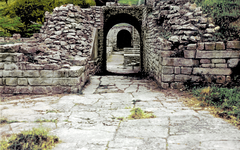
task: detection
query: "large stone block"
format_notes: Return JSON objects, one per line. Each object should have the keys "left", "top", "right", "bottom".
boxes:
{"left": 227, "top": 59, "right": 239, "bottom": 68}
{"left": 68, "top": 66, "right": 85, "bottom": 77}
{"left": 5, "top": 78, "right": 18, "bottom": 85}
{"left": 181, "top": 67, "right": 192, "bottom": 74}
{"left": 211, "top": 59, "right": 225, "bottom": 63}
{"left": 196, "top": 50, "right": 240, "bottom": 58}
{"left": 33, "top": 87, "right": 48, "bottom": 94}
{"left": 4, "top": 63, "right": 18, "bottom": 70}
{"left": 24, "top": 70, "right": 40, "bottom": 77}
{"left": 215, "top": 42, "right": 225, "bottom": 50}
{"left": 227, "top": 41, "right": 240, "bottom": 49}
{"left": 162, "top": 58, "right": 199, "bottom": 67}
{"left": 28, "top": 78, "right": 52, "bottom": 85}
{"left": 0, "top": 63, "right": 4, "bottom": 69}
{"left": 162, "top": 66, "right": 174, "bottom": 74}
{"left": 205, "top": 42, "right": 215, "bottom": 50}
{"left": 16, "top": 86, "right": 33, "bottom": 94}
{"left": 40, "top": 70, "right": 54, "bottom": 78}
{"left": 52, "top": 78, "right": 80, "bottom": 86}
{"left": 187, "top": 44, "right": 196, "bottom": 50}
{"left": 193, "top": 68, "right": 231, "bottom": 75}
{"left": 3, "top": 70, "right": 23, "bottom": 77}
{"left": 174, "top": 75, "right": 191, "bottom": 82}
{"left": 0, "top": 53, "right": 23, "bottom": 62}
{"left": 184, "top": 50, "right": 196, "bottom": 58}
{"left": 53, "top": 69, "right": 69, "bottom": 78}
{"left": 162, "top": 74, "right": 174, "bottom": 82}
{"left": 3, "top": 86, "right": 17, "bottom": 94}
{"left": 18, "top": 78, "right": 28, "bottom": 85}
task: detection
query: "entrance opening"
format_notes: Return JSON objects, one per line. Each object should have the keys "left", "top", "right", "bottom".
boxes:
{"left": 106, "top": 23, "right": 140, "bottom": 74}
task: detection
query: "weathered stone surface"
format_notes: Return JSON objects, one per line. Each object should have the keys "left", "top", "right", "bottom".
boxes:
{"left": 162, "top": 66, "right": 174, "bottom": 74}
{"left": 0, "top": 63, "right": 4, "bottom": 69}
{"left": 174, "top": 67, "right": 180, "bottom": 74}
{"left": 52, "top": 78, "right": 79, "bottom": 86}
{"left": 215, "top": 42, "right": 225, "bottom": 50}
{"left": 211, "top": 59, "right": 225, "bottom": 64}
{"left": 227, "top": 41, "right": 240, "bottom": 49}
{"left": 215, "top": 64, "right": 227, "bottom": 68}
{"left": 181, "top": 67, "right": 192, "bottom": 74}
{"left": 174, "top": 74, "right": 191, "bottom": 81}
{"left": 28, "top": 78, "right": 52, "bottom": 86}
{"left": 197, "top": 43, "right": 204, "bottom": 50}
{"left": 5, "top": 78, "right": 18, "bottom": 85}
{"left": 18, "top": 78, "right": 28, "bottom": 85}
{"left": 40, "top": 70, "right": 54, "bottom": 78}
{"left": 216, "top": 76, "right": 226, "bottom": 84}
{"left": 227, "top": 59, "right": 239, "bottom": 68}
{"left": 205, "top": 42, "right": 215, "bottom": 50}
{"left": 4, "top": 63, "right": 18, "bottom": 70}
{"left": 201, "top": 64, "right": 214, "bottom": 68}
{"left": 200, "top": 59, "right": 210, "bottom": 64}
{"left": 162, "top": 74, "right": 174, "bottom": 82}
{"left": 187, "top": 44, "right": 196, "bottom": 50}
{"left": 162, "top": 58, "right": 199, "bottom": 67}
{"left": 197, "top": 50, "right": 240, "bottom": 59}
{"left": 3, "top": 70, "right": 23, "bottom": 77}
{"left": 23, "top": 70, "right": 40, "bottom": 77}
{"left": 193, "top": 68, "right": 231, "bottom": 75}
{"left": 184, "top": 50, "right": 196, "bottom": 58}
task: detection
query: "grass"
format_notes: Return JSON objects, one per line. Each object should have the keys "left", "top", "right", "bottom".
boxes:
{"left": 190, "top": 86, "right": 240, "bottom": 128}
{"left": 0, "top": 118, "right": 19, "bottom": 124}
{"left": 128, "top": 107, "right": 156, "bottom": 119}
{"left": 35, "top": 119, "right": 58, "bottom": 123}
{"left": 0, "top": 127, "right": 60, "bottom": 150}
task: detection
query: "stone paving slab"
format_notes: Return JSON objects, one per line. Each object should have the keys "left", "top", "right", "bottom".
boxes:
{"left": 1, "top": 75, "right": 240, "bottom": 150}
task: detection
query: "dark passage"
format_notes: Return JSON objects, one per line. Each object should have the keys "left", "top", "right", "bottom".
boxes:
{"left": 117, "top": 30, "right": 132, "bottom": 49}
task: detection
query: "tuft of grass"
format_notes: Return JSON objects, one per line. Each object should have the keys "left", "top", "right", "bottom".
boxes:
{"left": 35, "top": 119, "right": 58, "bottom": 123}
{"left": 0, "top": 127, "right": 60, "bottom": 150}
{"left": 191, "top": 86, "right": 240, "bottom": 127}
{"left": 128, "top": 108, "right": 156, "bottom": 119}
{"left": 0, "top": 118, "right": 19, "bottom": 124}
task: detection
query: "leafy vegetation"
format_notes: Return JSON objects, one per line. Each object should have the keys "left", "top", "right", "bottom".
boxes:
{"left": 128, "top": 107, "right": 156, "bottom": 119}
{"left": 118, "top": 0, "right": 139, "bottom": 6}
{"left": 0, "top": 127, "right": 60, "bottom": 150}
{"left": 190, "top": 86, "right": 240, "bottom": 127}
{"left": 0, "top": 118, "right": 19, "bottom": 124}
{"left": 35, "top": 119, "right": 58, "bottom": 123}
{"left": 191, "top": 0, "right": 240, "bottom": 40}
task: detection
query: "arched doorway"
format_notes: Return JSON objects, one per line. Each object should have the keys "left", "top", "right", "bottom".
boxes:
{"left": 102, "top": 13, "right": 143, "bottom": 74}
{"left": 117, "top": 30, "right": 132, "bottom": 49}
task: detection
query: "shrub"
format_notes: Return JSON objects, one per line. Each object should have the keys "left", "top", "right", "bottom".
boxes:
{"left": 0, "top": 127, "right": 60, "bottom": 150}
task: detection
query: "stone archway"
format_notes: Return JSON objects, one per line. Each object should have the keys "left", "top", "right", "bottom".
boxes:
{"left": 117, "top": 29, "right": 132, "bottom": 49}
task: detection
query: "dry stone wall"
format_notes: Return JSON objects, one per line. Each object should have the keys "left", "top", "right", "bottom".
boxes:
{"left": 144, "top": 0, "right": 240, "bottom": 88}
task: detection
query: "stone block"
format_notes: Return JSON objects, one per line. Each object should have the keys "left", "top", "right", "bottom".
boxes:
{"left": 28, "top": 78, "right": 52, "bottom": 85}
{"left": 184, "top": 50, "right": 196, "bottom": 58}
{"left": 226, "top": 76, "right": 231, "bottom": 82}
{"left": 196, "top": 50, "right": 240, "bottom": 58}
{"left": 227, "top": 59, "right": 239, "bottom": 68}
{"left": 18, "top": 78, "right": 28, "bottom": 85}
{"left": 52, "top": 78, "right": 79, "bottom": 86}
{"left": 3, "top": 86, "right": 17, "bottom": 94}
{"left": 162, "top": 66, "right": 174, "bottom": 74}
{"left": 211, "top": 59, "right": 225, "bottom": 64}
{"left": 0, "top": 78, "right": 2, "bottom": 85}
{"left": 181, "top": 67, "right": 192, "bottom": 74}
{"left": 174, "top": 75, "right": 191, "bottom": 82}
{"left": 0, "top": 53, "right": 23, "bottom": 62}
{"left": 197, "top": 43, "right": 204, "bottom": 50}
{"left": 216, "top": 76, "right": 225, "bottom": 84}
{"left": 174, "top": 67, "right": 180, "bottom": 74}
{"left": 26, "top": 64, "right": 44, "bottom": 70}
{"left": 43, "top": 63, "right": 61, "bottom": 70}
{"left": 53, "top": 69, "right": 69, "bottom": 78}
{"left": 201, "top": 64, "right": 214, "bottom": 68}
{"left": 170, "top": 82, "right": 184, "bottom": 89}
{"left": 162, "top": 74, "right": 174, "bottom": 82}
{"left": 4, "top": 63, "right": 18, "bottom": 70}
{"left": 215, "top": 64, "right": 227, "bottom": 68}
{"left": 227, "top": 41, "right": 240, "bottom": 49}
{"left": 68, "top": 66, "right": 85, "bottom": 77}
{"left": 205, "top": 42, "right": 215, "bottom": 50}
{"left": 193, "top": 68, "right": 231, "bottom": 75}
{"left": 0, "top": 63, "right": 4, "bottom": 69}
{"left": 215, "top": 42, "right": 225, "bottom": 50}
{"left": 5, "top": 78, "right": 18, "bottom": 85}
{"left": 161, "top": 82, "right": 169, "bottom": 89}
{"left": 33, "top": 87, "right": 48, "bottom": 94}
{"left": 187, "top": 44, "right": 197, "bottom": 50}
{"left": 16, "top": 86, "right": 33, "bottom": 94}
{"left": 23, "top": 70, "right": 40, "bottom": 77}
{"left": 200, "top": 59, "right": 210, "bottom": 64}
{"left": 3, "top": 70, "right": 23, "bottom": 77}
{"left": 40, "top": 70, "right": 54, "bottom": 78}
{"left": 0, "top": 70, "right": 2, "bottom": 77}
{"left": 160, "top": 51, "right": 175, "bottom": 57}
{"left": 162, "top": 58, "right": 199, "bottom": 67}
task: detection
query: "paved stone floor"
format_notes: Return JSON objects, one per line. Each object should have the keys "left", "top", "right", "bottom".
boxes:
{"left": 1, "top": 75, "right": 240, "bottom": 150}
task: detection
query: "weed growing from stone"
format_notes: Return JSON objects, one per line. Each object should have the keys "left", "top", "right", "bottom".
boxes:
{"left": 0, "top": 118, "right": 19, "bottom": 124}
{"left": 0, "top": 127, "right": 60, "bottom": 150}
{"left": 35, "top": 119, "right": 58, "bottom": 123}
{"left": 128, "top": 108, "right": 156, "bottom": 119}
{"left": 191, "top": 86, "right": 240, "bottom": 128}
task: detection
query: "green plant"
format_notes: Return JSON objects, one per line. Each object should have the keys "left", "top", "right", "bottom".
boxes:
{"left": 0, "top": 118, "right": 19, "bottom": 124}
{"left": 35, "top": 119, "right": 58, "bottom": 123}
{"left": 128, "top": 107, "right": 156, "bottom": 119}
{"left": 0, "top": 127, "right": 60, "bottom": 150}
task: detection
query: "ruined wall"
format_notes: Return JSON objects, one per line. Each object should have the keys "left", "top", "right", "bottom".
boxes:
{"left": 144, "top": 0, "right": 240, "bottom": 88}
